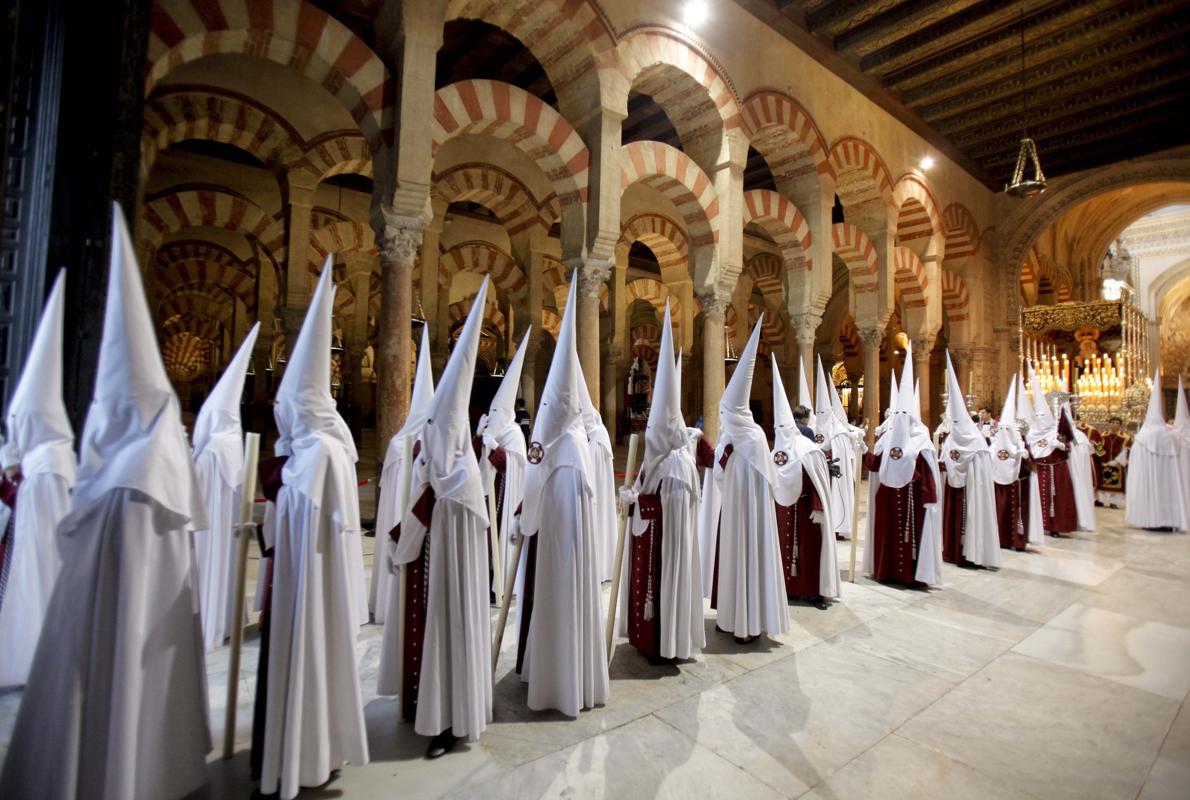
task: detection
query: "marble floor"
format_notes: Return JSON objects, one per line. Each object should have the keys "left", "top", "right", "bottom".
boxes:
{"left": 2, "top": 492, "right": 1189, "bottom": 799}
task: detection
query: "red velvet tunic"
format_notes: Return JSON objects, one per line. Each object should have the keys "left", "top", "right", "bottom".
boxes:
{"left": 939, "top": 461, "right": 976, "bottom": 567}
{"left": 392, "top": 484, "right": 436, "bottom": 723}
{"left": 774, "top": 467, "right": 825, "bottom": 599}
{"left": 1030, "top": 416, "right": 1077, "bottom": 534}
{"left": 863, "top": 452, "right": 937, "bottom": 588}
{"left": 624, "top": 490, "right": 665, "bottom": 658}
{"left": 0, "top": 472, "right": 22, "bottom": 613}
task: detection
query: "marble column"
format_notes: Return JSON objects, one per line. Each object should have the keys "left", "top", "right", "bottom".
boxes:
{"left": 283, "top": 179, "right": 317, "bottom": 309}
{"left": 575, "top": 259, "right": 611, "bottom": 411}
{"left": 858, "top": 327, "right": 884, "bottom": 448}
{"left": 911, "top": 335, "right": 935, "bottom": 428}
{"left": 697, "top": 287, "right": 730, "bottom": 443}
{"left": 374, "top": 212, "right": 424, "bottom": 468}
{"left": 602, "top": 344, "right": 618, "bottom": 442}
{"left": 791, "top": 312, "right": 820, "bottom": 391}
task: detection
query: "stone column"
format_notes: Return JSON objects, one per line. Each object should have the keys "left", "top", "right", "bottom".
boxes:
{"left": 952, "top": 344, "right": 975, "bottom": 403}
{"left": 602, "top": 343, "right": 618, "bottom": 442}
{"left": 697, "top": 287, "right": 730, "bottom": 443}
{"left": 911, "top": 335, "right": 935, "bottom": 428}
{"left": 791, "top": 312, "right": 820, "bottom": 391}
{"left": 283, "top": 178, "right": 318, "bottom": 308}
{"left": 858, "top": 327, "right": 884, "bottom": 448}
{"left": 373, "top": 211, "right": 424, "bottom": 466}
{"left": 575, "top": 259, "right": 611, "bottom": 410}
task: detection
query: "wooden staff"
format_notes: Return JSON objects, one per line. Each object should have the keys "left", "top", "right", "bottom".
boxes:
{"left": 848, "top": 440, "right": 864, "bottom": 583}
{"left": 605, "top": 433, "right": 640, "bottom": 667}
{"left": 223, "top": 432, "right": 260, "bottom": 759}
{"left": 486, "top": 468, "right": 504, "bottom": 607}
{"left": 491, "top": 521, "right": 524, "bottom": 674}
{"left": 394, "top": 435, "right": 414, "bottom": 721}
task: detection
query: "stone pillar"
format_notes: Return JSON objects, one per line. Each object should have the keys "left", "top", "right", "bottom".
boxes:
{"left": 521, "top": 339, "right": 541, "bottom": 415}
{"left": 283, "top": 178, "right": 318, "bottom": 307}
{"left": 602, "top": 344, "right": 618, "bottom": 442}
{"left": 373, "top": 212, "right": 424, "bottom": 466}
{"left": 911, "top": 335, "right": 935, "bottom": 428}
{"left": 697, "top": 287, "right": 730, "bottom": 443}
{"left": 575, "top": 259, "right": 611, "bottom": 410}
{"left": 858, "top": 327, "right": 884, "bottom": 448}
{"left": 791, "top": 312, "right": 820, "bottom": 392}
{"left": 952, "top": 345, "right": 974, "bottom": 402}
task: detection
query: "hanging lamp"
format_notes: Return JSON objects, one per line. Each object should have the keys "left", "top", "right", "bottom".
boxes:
{"left": 1006, "top": 3, "right": 1046, "bottom": 197}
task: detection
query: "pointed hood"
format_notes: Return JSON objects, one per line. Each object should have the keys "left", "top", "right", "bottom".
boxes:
{"left": 478, "top": 326, "right": 531, "bottom": 452}
{"left": 773, "top": 352, "right": 821, "bottom": 496}
{"left": 72, "top": 203, "right": 205, "bottom": 526}
{"left": 5, "top": 269, "right": 75, "bottom": 481}
{"left": 720, "top": 314, "right": 764, "bottom": 439}
{"left": 1134, "top": 369, "right": 1178, "bottom": 457}
{"left": 1175, "top": 376, "right": 1190, "bottom": 438}
{"left": 420, "top": 277, "right": 489, "bottom": 518}
{"left": 990, "top": 374, "right": 1024, "bottom": 485}
{"left": 639, "top": 301, "right": 693, "bottom": 493}
{"left": 579, "top": 357, "right": 613, "bottom": 456}
{"left": 1025, "top": 364, "right": 1059, "bottom": 457}
{"left": 942, "top": 351, "right": 986, "bottom": 458}
{"left": 813, "top": 356, "right": 834, "bottom": 448}
{"left": 1016, "top": 372, "right": 1034, "bottom": 426}
{"left": 193, "top": 321, "right": 260, "bottom": 487}
{"left": 899, "top": 342, "right": 917, "bottom": 418}
{"left": 797, "top": 357, "right": 815, "bottom": 432}
{"left": 875, "top": 363, "right": 900, "bottom": 437}
{"left": 397, "top": 324, "right": 435, "bottom": 442}
{"left": 875, "top": 398, "right": 917, "bottom": 489}
{"left": 274, "top": 257, "right": 357, "bottom": 464}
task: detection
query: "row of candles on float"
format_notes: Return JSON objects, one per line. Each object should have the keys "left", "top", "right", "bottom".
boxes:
{"left": 1021, "top": 345, "right": 1128, "bottom": 406}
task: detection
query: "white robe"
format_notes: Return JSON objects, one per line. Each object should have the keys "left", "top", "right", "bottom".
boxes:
{"left": 701, "top": 440, "right": 789, "bottom": 637}
{"left": 390, "top": 489, "right": 493, "bottom": 739}
{"left": 942, "top": 450, "right": 1002, "bottom": 568}
{"left": 192, "top": 453, "right": 240, "bottom": 652}
{"left": 481, "top": 426, "right": 526, "bottom": 594}
{"left": 0, "top": 471, "right": 71, "bottom": 686}
{"left": 829, "top": 430, "right": 864, "bottom": 539}
{"left": 1068, "top": 435, "right": 1098, "bottom": 531}
{"left": 1125, "top": 431, "right": 1189, "bottom": 531}
{"left": 588, "top": 435, "right": 618, "bottom": 582}
{"left": 0, "top": 490, "right": 210, "bottom": 800}
{"left": 1177, "top": 435, "right": 1190, "bottom": 529}
{"left": 521, "top": 465, "right": 609, "bottom": 716}
{"left": 261, "top": 451, "right": 368, "bottom": 799}
{"left": 373, "top": 431, "right": 418, "bottom": 626}
{"left": 616, "top": 445, "right": 706, "bottom": 659}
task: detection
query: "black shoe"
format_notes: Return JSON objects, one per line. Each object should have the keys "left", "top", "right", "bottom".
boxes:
{"left": 1094, "top": 501, "right": 1104, "bottom": 508}
{"left": 1110, "top": 504, "right": 1118, "bottom": 509}
{"left": 646, "top": 652, "right": 673, "bottom": 666}
{"left": 427, "top": 730, "right": 459, "bottom": 759}
{"left": 733, "top": 634, "right": 758, "bottom": 644}
{"left": 812, "top": 596, "right": 829, "bottom": 610}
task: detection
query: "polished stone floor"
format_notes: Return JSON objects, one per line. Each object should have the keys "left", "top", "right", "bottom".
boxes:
{"left": 2, "top": 490, "right": 1189, "bottom": 799}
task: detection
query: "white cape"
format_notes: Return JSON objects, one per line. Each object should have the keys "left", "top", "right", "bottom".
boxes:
{"left": 588, "top": 431, "right": 618, "bottom": 582}
{"left": 192, "top": 454, "right": 240, "bottom": 651}
{"left": 1125, "top": 432, "right": 1189, "bottom": 531}
{"left": 829, "top": 429, "right": 865, "bottom": 539}
{"left": 0, "top": 471, "right": 72, "bottom": 686}
{"left": 261, "top": 447, "right": 369, "bottom": 799}
{"left": 0, "top": 490, "right": 211, "bottom": 800}
{"left": 941, "top": 450, "right": 1001, "bottom": 568}
{"left": 1068, "top": 436, "right": 1098, "bottom": 531}
{"left": 373, "top": 430, "right": 419, "bottom": 627}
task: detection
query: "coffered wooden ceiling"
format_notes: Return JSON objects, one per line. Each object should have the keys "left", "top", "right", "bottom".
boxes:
{"left": 738, "top": 0, "right": 1190, "bottom": 186}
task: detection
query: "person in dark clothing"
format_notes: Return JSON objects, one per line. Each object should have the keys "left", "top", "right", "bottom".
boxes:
{"left": 793, "top": 405, "right": 815, "bottom": 441}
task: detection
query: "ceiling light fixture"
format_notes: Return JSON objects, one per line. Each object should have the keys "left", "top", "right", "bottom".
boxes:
{"left": 919, "top": 155, "right": 935, "bottom": 171}
{"left": 683, "top": 1, "right": 709, "bottom": 28}
{"left": 1006, "top": 2, "right": 1046, "bottom": 197}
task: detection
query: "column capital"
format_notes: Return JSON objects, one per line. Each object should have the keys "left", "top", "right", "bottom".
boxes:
{"left": 568, "top": 257, "right": 613, "bottom": 298}
{"left": 856, "top": 327, "right": 884, "bottom": 349}
{"left": 695, "top": 286, "right": 732, "bottom": 322}
{"left": 790, "top": 312, "right": 821, "bottom": 345}
{"left": 910, "top": 334, "right": 937, "bottom": 357}
{"left": 371, "top": 205, "right": 427, "bottom": 264}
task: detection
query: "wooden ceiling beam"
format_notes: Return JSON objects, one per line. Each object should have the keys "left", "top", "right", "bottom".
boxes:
{"left": 835, "top": 0, "right": 985, "bottom": 60}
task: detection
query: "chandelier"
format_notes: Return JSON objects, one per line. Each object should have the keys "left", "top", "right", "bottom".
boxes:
{"left": 1005, "top": 4, "right": 1046, "bottom": 197}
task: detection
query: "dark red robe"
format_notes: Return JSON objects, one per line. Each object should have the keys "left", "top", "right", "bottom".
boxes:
{"left": 391, "top": 478, "right": 436, "bottom": 724}
{"left": 0, "top": 472, "right": 22, "bottom": 613}
{"left": 994, "top": 459, "right": 1032, "bottom": 550}
{"left": 863, "top": 452, "right": 937, "bottom": 588}
{"left": 940, "top": 471, "right": 975, "bottom": 567}
{"left": 1030, "top": 416, "right": 1077, "bottom": 534}
{"left": 775, "top": 467, "right": 826, "bottom": 600}
{"left": 624, "top": 489, "right": 665, "bottom": 659}
{"left": 1093, "top": 430, "right": 1130, "bottom": 496}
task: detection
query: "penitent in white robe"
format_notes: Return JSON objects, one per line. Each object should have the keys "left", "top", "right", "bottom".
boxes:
{"left": 1125, "top": 430, "right": 1189, "bottom": 531}
{"left": 391, "top": 484, "right": 493, "bottom": 739}
{"left": 373, "top": 431, "right": 418, "bottom": 629}
{"left": 521, "top": 459, "right": 610, "bottom": 716}
{"left": 192, "top": 453, "right": 240, "bottom": 652}
{"left": 261, "top": 446, "right": 368, "bottom": 799}
{"left": 0, "top": 490, "right": 211, "bottom": 800}
{"left": 1068, "top": 433, "right": 1098, "bottom": 532}
{"left": 0, "top": 470, "right": 71, "bottom": 686}
{"left": 588, "top": 428, "right": 618, "bottom": 582}
{"left": 701, "top": 438, "right": 789, "bottom": 638}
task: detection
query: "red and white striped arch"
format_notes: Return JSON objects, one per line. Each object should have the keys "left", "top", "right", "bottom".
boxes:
{"left": 891, "top": 246, "right": 928, "bottom": 308}
{"left": 146, "top": 0, "right": 393, "bottom": 149}
{"left": 619, "top": 213, "right": 688, "bottom": 278}
{"left": 307, "top": 221, "right": 376, "bottom": 273}
{"left": 742, "top": 189, "right": 813, "bottom": 272}
{"left": 154, "top": 260, "right": 256, "bottom": 314}
{"left": 140, "top": 188, "right": 287, "bottom": 262}
{"left": 541, "top": 308, "right": 561, "bottom": 340}
{"left": 828, "top": 137, "right": 894, "bottom": 214}
{"left": 942, "top": 203, "right": 981, "bottom": 261}
{"left": 542, "top": 255, "right": 610, "bottom": 316}
{"left": 620, "top": 140, "right": 718, "bottom": 249}
{"left": 449, "top": 296, "right": 506, "bottom": 336}
{"left": 747, "top": 302, "right": 787, "bottom": 346}
{"left": 940, "top": 269, "right": 970, "bottom": 323}
{"left": 617, "top": 28, "right": 743, "bottom": 133}
{"left": 440, "top": 241, "right": 527, "bottom": 301}
{"left": 433, "top": 80, "right": 589, "bottom": 206}
{"left": 741, "top": 90, "right": 832, "bottom": 183}
{"left": 433, "top": 163, "right": 554, "bottom": 236}
{"left": 744, "top": 252, "right": 785, "bottom": 308}
{"left": 831, "top": 222, "right": 879, "bottom": 293}
{"left": 892, "top": 174, "right": 941, "bottom": 245}
{"left": 1020, "top": 248, "right": 1040, "bottom": 306}
{"left": 301, "top": 133, "right": 372, "bottom": 181}
{"left": 162, "top": 330, "right": 213, "bottom": 381}
{"left": 625, "top": 277, "right": 683, "bottom": 328}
